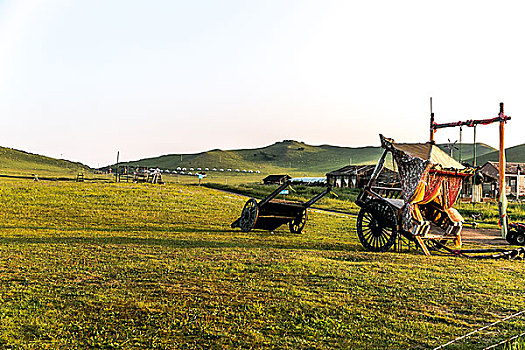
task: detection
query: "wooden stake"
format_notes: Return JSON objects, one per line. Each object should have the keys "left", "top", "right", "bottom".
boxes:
{"left": 116, "top": 151, "right": 120, "bottom": 183}
{"left": 498, "top": 102, "right": 508, "bottom": 238}
{"left": 429, "top": 97, "right": 435, "bottom": 143}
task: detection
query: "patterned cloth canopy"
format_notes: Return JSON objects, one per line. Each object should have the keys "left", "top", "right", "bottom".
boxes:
{"left": 379, "top": 135, "right": 474, "bottom": 229}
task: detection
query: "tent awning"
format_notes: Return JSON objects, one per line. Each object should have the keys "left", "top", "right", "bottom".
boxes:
{"left": 380, "top": 135, "right": 473, "bottom": 175}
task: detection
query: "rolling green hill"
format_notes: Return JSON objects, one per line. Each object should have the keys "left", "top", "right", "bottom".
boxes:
{"left": 468, "top": 143, "right": 525, "bottom": 165}
{"left": 0, "top": 146, "right": 89, "bottom": 177}
{"left": 117, "top": 140, "right": 503, "bottom": 176}
{"left": 117, "top": 140, "right": 384, "bottom": 176}
{"left": 436, "top": 143, "right": 496, "bottom": 164}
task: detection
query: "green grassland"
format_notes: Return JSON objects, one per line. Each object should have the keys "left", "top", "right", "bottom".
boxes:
{"left": 457, "top": 200, "right": 525, "bottom": 227}
{"left": 1, "top": 178, "right": 525, "bottom": 349}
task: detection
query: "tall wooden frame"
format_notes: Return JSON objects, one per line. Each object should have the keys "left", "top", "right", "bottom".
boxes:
{"left": 429, "top": 102, "right": 511, "bottom": 238}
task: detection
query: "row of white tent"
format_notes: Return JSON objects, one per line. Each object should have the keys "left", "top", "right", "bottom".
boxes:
{"left": 141, "top": 168, "right": 204, "bottom": 176}
{"left": 143, "top": 168, "right": 260, "bottom": 174}
{"left": 175, "top": 167, "right": 260, "bottom": 173}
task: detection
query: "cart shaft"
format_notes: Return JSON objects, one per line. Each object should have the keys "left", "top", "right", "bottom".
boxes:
{"left": 258, "top": 181, "right": 291, "bottom": 207}
{"left": 304, "top": 186, "right": 332, "bottom": 208}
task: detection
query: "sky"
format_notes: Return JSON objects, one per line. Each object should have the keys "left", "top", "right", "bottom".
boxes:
{"left": 0, "top": 0, "right": 524, "bottom": 167}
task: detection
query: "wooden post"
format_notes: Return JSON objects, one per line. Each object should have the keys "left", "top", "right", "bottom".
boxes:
{"left": 471, "top": 126, "right": 478, "bottom": 203}
{"left": 430, "top": 113, "right": 435, "bottom": 143}
{"left": 429, "top": 97, "right": 435, "bottom": 143}
{"left": 116, "top": 151, "right": 120, "bottom": 183}
{"left": 517, "top": 165, "right": 522, "bottom": 202}
{"left": 498, "top": 102, "right": 508, "bottom": 238}
{"left": 459, "top": 126, "right": 463, "bottom": 162}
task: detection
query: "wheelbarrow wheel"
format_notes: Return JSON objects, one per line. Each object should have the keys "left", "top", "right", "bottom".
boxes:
{"left": 515, "top": 232, "right": 525, "bottom": 246}
{"left": 239, "top": 198, "right": 258, "bottom": 232}
{"left": 357, "top": 199, "right": 397, "bottom": 252}
{"left": 289, "top": 210, "right": 307, "bottom": 234}
{"left": 506, "top": 231, "right": 517, "bottom": 245}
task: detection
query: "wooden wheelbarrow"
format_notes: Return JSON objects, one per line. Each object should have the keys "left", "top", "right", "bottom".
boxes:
{"left": 231, "top": 181, "right": 331, "bottom": 233}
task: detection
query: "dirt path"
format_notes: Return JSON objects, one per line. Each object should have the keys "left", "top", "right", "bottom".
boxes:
{"left": 461, "top": 227, "right": 508, "bottom": 246}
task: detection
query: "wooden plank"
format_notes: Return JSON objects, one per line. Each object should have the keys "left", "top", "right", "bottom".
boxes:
{"left": 415, "top": 236, "right": 430, "bottom": 256}
{"left": 422, "top": 234, "right": 456, "bottom": 240}
{"left": 257, "top": 215, "right": 295, "bottom": 220}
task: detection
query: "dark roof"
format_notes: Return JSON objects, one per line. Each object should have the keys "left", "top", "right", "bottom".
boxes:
{"left": 481, "top": 161, "right": 525, "bottom": 179}
{"left": 263, "top": 174, "right": 291, "bottom": 181}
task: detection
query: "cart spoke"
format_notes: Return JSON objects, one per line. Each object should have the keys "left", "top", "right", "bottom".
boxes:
{"left": 357, "top": 200, "right": 398, "bottom": 253}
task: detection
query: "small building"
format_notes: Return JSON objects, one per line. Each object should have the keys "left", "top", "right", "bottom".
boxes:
{"left": 263, "top": 175, "right": 291, "bottom": 185}
{"left": 326, "top": 165, "right": 398, "bottom": 189}
{"left": 479, "top": 161, "right": 525, "bottom": 198}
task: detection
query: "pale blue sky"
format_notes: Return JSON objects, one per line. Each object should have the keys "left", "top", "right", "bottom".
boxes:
{"left": 1, "top": 0, "right": 524, "bottom": 167}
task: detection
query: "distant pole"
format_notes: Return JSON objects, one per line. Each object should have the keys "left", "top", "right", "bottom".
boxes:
{"left": 429, "top": 97, "right": 435, "bottom": 143}
{"left": 459, "top": 126, "right": 463, "bottom": 163}
{"left": 471, "top": 126, "right": 477, "bottom": 203}
{"left": 516, "top": 166, "right": 521, "bottom": 202}
{"left": 473, "top": 126, "right": 477, "bottom": 167}
{"left": 498, "top": 102, "right": 508, "bottom": 238}
{"left": 116, "top": 151, "right": 120, "bottom": 183}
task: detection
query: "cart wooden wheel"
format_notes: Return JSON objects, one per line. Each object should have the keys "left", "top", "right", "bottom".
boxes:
{"left": 289, "top": 209, "right": 307, "bottom": 234}
{"left": 357, "top": 199, "right": 398, "bottom": 252}
{"left": 239, "top": 198, "right": 258, "bottom": 232}
{"left": 515, "top": 232, "right": 525, "bottom": 245}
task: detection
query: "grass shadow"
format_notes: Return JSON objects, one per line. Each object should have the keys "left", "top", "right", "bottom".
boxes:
{"left": 0, "top": 234, "right": 357, "bottom": 253}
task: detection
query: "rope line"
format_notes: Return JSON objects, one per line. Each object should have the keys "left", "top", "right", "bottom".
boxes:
{"left": 483, "top": 331, "right": 525, "bottom": 350}
{"left": 433, "top": 310, "right": 525, "bottom": 350}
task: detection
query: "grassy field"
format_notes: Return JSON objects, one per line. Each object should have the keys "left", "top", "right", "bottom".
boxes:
{"left": 1, "top": 178, "right": 525, "bottom": 349}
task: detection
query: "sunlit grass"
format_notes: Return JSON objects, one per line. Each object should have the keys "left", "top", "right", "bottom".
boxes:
{"left": 457, "top": 201, "right": 525, "bottom": 228}
{"left": 0, "top": 179, "right": 524, "bottom": 349}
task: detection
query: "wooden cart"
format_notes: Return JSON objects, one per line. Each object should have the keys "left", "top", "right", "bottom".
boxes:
{"left": 231, "top": 181, "right": 331, "bottom": 233}
{"left": 355, "top": 135, "right": 474, "bottom": 255}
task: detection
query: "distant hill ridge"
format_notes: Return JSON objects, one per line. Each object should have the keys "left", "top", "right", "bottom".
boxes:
{"left": 0, "top": 146, "right": 89, "bottom": 176}
{"left": 0, "top": 140, "right": 511, "bottom": 178}
{"left": 438, "top": 142, "right": 496, "bottom": 164}
{"left": 117, "top": 140, "right": 500, "bottom": 175}
{"left": 117, "top": 140, "right": 382, "bottom": 175}
{"left": 468, "top": 143, "right": 525, "bottom": 165}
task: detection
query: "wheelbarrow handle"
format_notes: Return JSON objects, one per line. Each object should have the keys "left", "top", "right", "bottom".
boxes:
{"left": 304, "top": 186, "right": 332, "bottom": 208}
{"left": 258, "top": 181, "right": 292, "bottom": 207}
